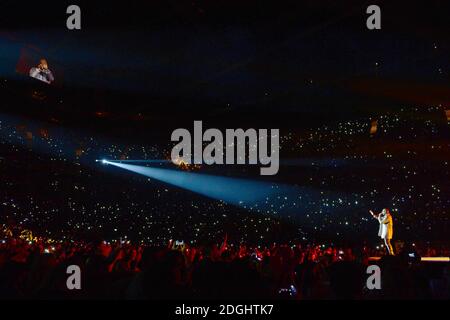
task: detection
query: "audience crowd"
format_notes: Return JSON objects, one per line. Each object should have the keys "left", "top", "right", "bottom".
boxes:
{"left": 1, "top": 232, "right": 448, "bottom": 300}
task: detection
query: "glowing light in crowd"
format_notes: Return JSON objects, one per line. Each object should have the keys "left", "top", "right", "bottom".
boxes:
{"left": 370, "top": 119, "right": 378, "bottom": 135}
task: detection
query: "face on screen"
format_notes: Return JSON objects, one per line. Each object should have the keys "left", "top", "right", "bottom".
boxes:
{"left": 29, "top": 58, "right": 54, "bottom": 85}
{"left": 39, "top": 59, "right": 48, "bottom": 70}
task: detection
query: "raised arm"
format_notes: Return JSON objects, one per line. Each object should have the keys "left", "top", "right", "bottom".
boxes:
{"left": 219, "top": 233, "right": 228, "bottom": 253}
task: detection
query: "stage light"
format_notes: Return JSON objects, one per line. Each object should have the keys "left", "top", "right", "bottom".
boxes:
{"left": 102, "top": 159, "right": 108, "bottom": 164}
{"left": 369, "top": 256, "right": 450, "bottom": 262}
{"left": 421, "top": 257, "right": 450, "bottom": 262}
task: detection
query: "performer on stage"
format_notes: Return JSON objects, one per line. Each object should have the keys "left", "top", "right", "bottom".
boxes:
{"left": 29, "top": 58, "right": 54, "bottom": 84}
{"left": 369, "top": 208, "right": 394, "bottom": 255}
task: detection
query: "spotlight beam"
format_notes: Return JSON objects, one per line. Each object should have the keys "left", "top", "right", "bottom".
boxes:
{"left": 101, "top": 161, "right": 354, "bottom": 216}
{"left": 105, "top": 159, "right": 170, "bottom": 164}
{"left": 105, "top": 161, "right": 290, "bottom": 208}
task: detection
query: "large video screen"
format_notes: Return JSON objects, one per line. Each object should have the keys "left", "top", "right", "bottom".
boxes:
{"left": 15, "top": 47, "right": 62, "bottom": 86}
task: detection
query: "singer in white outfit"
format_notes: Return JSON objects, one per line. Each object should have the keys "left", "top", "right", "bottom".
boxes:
{"left": 369, "top": 208, "right": 394, "bottom": 255}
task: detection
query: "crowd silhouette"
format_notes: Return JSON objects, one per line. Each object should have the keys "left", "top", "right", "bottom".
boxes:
{"left": 1, "top": 234, "right": 448, "bottom": 300}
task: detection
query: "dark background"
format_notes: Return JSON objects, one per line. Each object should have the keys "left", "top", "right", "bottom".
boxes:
{"left": 0, "top": 1, "right": 449, "bottom": 244}
{"left": 1, "top": 0, "right": 450, "bottom": 130}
